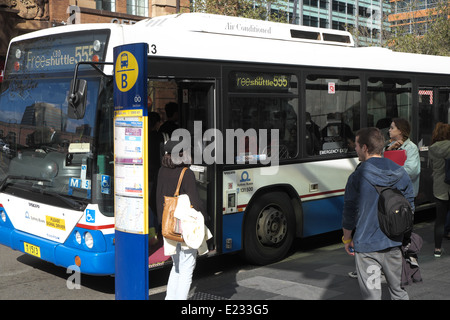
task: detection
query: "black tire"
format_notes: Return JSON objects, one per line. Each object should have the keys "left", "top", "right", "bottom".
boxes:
{"left": 243, "top": 192, "right": 295, "bottom": 265}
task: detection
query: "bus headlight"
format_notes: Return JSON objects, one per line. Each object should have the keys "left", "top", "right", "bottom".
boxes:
{"left": 93, "top": 40, "right": 102, "bottom": 52}
{"left": 75, "top": 231, "right": 82, "bottom": 244}
{"left": 1, "top": 211, "right": 6, "bottom": 222}
{"left": 84, "top": 232, "right": 94, "bottom": 249}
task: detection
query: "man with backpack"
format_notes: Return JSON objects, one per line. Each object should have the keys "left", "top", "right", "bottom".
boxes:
{"left": 342, "top": 127, "right": 415, "bottom": 300}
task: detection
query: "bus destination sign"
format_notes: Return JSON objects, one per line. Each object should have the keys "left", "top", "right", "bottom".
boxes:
{"left": 24, "top": 46, "right": 94, "bottom": 71}
{"left": 231, "top": 72, "right": 292, "bottom": 92}
{"left": 6, "top": 30, "right": 109, "bottom": 75}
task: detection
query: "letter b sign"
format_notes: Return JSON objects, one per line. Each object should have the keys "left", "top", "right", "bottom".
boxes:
{"left": 115, "top": 51, "right": 138, "bottom": 92}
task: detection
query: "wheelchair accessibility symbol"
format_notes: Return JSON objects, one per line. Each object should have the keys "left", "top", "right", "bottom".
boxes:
{"left": 86, "top": 209, "right": 95, "bottom": 223}
{"left": 101, "top": 174, "right": 111, "bottom": 194}
{"left": 115, "top": 51, "right": 139, "bottom": 92}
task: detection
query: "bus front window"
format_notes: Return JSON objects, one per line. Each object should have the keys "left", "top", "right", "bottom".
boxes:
{"left": 0, "top": 29, "right": 112, "bottom": 211}
{"left": 0, "top": 76, "right": 100, "bottom": 207}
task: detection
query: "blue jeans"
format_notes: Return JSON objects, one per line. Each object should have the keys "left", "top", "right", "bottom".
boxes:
{"left": 165, "top": 243, "right": 197, "bottom": 300}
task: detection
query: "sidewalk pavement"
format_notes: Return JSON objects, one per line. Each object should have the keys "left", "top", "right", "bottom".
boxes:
{"left": 157, "top": 218, "right": 448, "bottom": 300}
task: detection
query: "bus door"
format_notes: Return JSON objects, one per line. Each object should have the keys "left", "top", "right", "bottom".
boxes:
{"left": 417, "top": 86, "right": 450, "bottom": 205}
{"left": 178, "top": 80, "right": 217, "bottom": 252}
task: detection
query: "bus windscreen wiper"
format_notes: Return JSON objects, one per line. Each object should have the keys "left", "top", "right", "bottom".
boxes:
{"left": 39, "top": 189, "right": 87, "bottom": 211}
{"left": 0, "top": 175, "right": 86, "bottom": 211}
{"left": 0, "top": 175, "right": 52, "bottom": 191}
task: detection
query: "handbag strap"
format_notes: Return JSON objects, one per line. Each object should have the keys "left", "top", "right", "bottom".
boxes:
{"left": 174, "top": 167, "right": 188, "bottom": 197}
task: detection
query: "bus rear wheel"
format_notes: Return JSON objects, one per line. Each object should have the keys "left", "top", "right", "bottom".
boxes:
{"left": 243, "top": 192, "right": 295, "bottom": 265}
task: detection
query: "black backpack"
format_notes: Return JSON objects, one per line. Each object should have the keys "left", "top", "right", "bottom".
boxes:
{"left": 374, "top": 185, "right": 414, "bottom": 241}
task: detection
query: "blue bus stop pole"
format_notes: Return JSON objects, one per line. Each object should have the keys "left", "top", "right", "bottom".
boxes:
{"left": 113, "top": 43, "right": 149, "bottom": 300}
{"left": 115, "top": 231, "right": 148, "bottom": 299}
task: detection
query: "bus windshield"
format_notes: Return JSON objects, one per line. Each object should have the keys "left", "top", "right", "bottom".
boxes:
{"left": 0, "top": 76, "right": 100, "bottom": 203}
{"left": 0, "top": 30, "right": 113, "bottom": 211}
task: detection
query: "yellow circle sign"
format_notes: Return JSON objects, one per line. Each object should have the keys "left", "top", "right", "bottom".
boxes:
{"left": 115, "top": 51, "right": 139, "bottom": 92}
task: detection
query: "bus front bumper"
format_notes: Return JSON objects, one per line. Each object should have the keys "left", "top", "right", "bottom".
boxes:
{"left": 0, "top": 226, "right": 115, "bottom": 276}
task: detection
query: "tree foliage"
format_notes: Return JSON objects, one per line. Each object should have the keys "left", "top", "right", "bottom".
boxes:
{"left": 190, "top": 0, "right": 289, "bottom": 23}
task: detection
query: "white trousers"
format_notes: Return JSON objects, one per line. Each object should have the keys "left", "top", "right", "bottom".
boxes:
{"left": 165, "top": 242, "right": 197, "bottom": 300}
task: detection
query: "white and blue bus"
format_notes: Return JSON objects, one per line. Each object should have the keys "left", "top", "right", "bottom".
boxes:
{"left": 0, "top": 13, "right": 449, "bottom": 275}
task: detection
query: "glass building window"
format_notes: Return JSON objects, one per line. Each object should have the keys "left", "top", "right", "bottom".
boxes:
{"left": 347, "top": 3, "right": 354, "bottom": 15}
{"left": 96, "top": 0, "right": 115, "bottom": 11}
{"left": 303, "top": 15, "right": 319, "bottom": 27}
{"left": 127, "top": 0, "right": 149, "bottom": 17}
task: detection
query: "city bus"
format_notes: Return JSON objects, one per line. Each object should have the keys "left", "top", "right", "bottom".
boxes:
{"left": 0, "top": 13, "right": 449, "bottom": 275}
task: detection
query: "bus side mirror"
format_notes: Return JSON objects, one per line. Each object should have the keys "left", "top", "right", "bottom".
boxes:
{"left": 68, "top": 79, "right": 87, "bottom": 119}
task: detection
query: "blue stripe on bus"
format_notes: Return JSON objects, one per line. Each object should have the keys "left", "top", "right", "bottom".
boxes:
{"left": 301, "top": 195, "right": 344, "bottom": 237}
{"left": 222, "top": 211, "right": 244, "bottom": 253}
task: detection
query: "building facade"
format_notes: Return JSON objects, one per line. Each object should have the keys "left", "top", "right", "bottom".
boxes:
{"left": 389, "top": 0, "right": 449, "bottom": 35}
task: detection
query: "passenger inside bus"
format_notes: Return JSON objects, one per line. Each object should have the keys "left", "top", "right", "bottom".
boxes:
{"left": 321, "top": 112, "right": 355, "bottom": 151}
{"left": 159, "top": 102, "right": 179, "bottom": 139}
{"left": 376, "top": 117, "right": 392, "bottom": 141}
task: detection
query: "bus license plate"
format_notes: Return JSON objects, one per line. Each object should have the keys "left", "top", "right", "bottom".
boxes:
{"left": 24, "top": 242, "right": 41, "bottom": 258}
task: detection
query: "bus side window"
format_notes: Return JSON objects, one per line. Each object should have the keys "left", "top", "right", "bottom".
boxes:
{"left": 321, "top": 112, "right": 355, "bottom": 150}
{"left": 228, "top": 97, "right": 298, "bottom": 160}
{"left": 375, "top": 117, "right": 392, "bottom": 141}
{"left": 306, "top": 75, "right": 360, "bottom": 156}
{"left": 368, "top": 77, "right": 412, "bottom": 143}
{"left": 227, "top": 71, "right": 298, "bottom": 161}
{"left": 305, "top": 112, "right": 321, "bottom": 155}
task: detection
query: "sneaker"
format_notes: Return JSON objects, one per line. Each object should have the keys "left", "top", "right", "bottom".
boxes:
{"left": 434, "top": 249, "right": 443, "bottom": 258}
{"left": 348, "top": 271, "right": 358, "bottom": 279}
